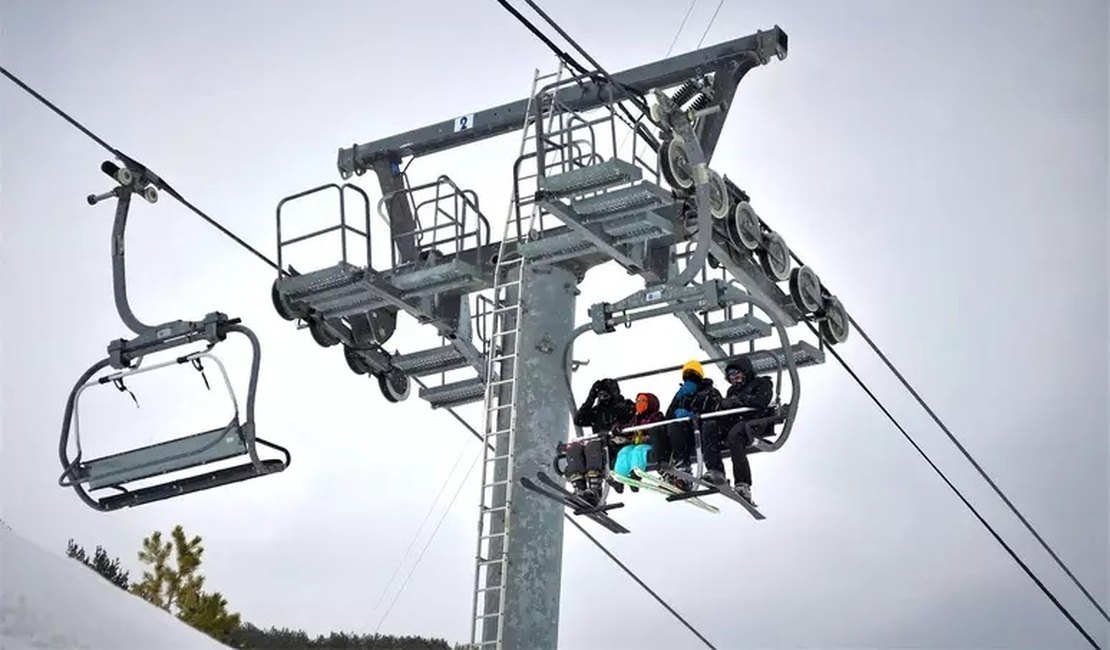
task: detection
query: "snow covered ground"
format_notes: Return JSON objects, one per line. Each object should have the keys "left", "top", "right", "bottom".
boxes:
{"left": 0, "top": 523, "right": 228, "bottom": 650}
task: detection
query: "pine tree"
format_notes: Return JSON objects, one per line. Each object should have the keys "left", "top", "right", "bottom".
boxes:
{"left": 66, "top": 538, "right": 130, "bottom": 591}
{"left": 132, "top": 525, "right": 242, "bottom": 642}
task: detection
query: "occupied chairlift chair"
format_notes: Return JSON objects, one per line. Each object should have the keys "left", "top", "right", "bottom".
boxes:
{"left": 58, "top": 160, "right": 289, "bottom": 512}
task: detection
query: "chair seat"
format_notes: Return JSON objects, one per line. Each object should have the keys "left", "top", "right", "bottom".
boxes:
{"left": 82, "top": 423, "right": 246, "bottom": 490}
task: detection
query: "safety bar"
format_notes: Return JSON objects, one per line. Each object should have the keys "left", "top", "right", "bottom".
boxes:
{"left": 62, "top": 351, "right": 239, "bottom": 479}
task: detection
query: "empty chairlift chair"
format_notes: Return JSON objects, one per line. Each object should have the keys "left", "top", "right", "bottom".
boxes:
{"left": 58, "top": 322, "right": 289, "bottom": 512}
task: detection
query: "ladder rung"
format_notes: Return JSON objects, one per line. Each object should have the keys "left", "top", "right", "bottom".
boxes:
{"left": 482, "top": 479, "right": 511, "bottom": 488}
{"left": 482, "top": 504, "right": 510, "bottom": 514}
{"left": 487, "top": 402, "right": 513, "bottom": 412}
{"left": 488, "top": 378, "right": 514, "bottom": 387}
{"left": 486, "top": 428, "right": 512, "bottom": 436}
{"left": 479, "top": 531, "right": 508, "bottom": 541}
{"left": 485, "top": 454, "right": 511, "bottom": 463}
{"left": 475, "top": 611, "right": 503, "bottom": 620}
{"left": 489, "top": 354, "right": 517, "bottom": 363}
{"left": 475, "top": 584, "right": 505, "bottom": 594}
{"left": 492, "top": 303, "right": 519, "bottom": 314}
{"left": 476, "top": 555, "right": 506, "bottom": 566}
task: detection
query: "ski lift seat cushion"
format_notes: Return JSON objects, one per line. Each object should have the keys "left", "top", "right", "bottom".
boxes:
{"left": 83, "top": 424, "right": 247, "bottom": 490}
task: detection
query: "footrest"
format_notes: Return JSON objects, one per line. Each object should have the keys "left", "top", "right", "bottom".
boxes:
{"left": 571, "top": 182, "right": 673, "bottom": 223}
{"left": 539, "top": 159, "right": 642, "bottom": 198}
{"left": 389, "top": 259, "right": 489, "bottom": 297}
{"left": 420, "top": 377, "right": 486, "bottom": 408}
{"left": 278, "top": 261, "right": 362, "bottom": 298}
{"left": 393, "top": 345, "right": 472, "bottom": 376}
{"left": 704, "top": 315, "right": 773, "bottom": 344}
{"left": 751, "top": 341, "right": 825, "bottom": 374}
{"left": 83, "top": 425, "right": 246, "bottom": 490}
{"left": 96, "top": 459, "right": 287, "bottom": 511}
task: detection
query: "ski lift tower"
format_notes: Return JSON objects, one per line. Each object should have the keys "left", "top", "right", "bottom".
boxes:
{"left": 271, "top": 25, "right": 847, "bottom": 650}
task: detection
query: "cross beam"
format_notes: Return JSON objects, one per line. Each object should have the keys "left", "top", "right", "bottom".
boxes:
{"left": 336, "top": 26, "right": 788, "bottom": 176}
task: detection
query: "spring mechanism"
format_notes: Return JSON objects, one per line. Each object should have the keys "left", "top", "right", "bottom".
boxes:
{"left": 670, "top": 81, "right": 699, "bottom": 108}
{"left": 688, "top": 93, "right": 712, "bottom": 112}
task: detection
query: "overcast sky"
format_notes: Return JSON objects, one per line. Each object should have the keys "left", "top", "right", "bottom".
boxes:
{"left": 1, "top": 1, "right": 1107, "bottom": 648}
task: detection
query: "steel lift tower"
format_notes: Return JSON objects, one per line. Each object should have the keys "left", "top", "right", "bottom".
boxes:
{"left": 270, "top": 26, "right": 848, "bottom": 649}
{"left": 61, "top": 25, "right": 848, "bottom": 650}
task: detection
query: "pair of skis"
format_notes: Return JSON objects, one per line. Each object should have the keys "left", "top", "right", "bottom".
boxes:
{"left": 519, "top": 472, "right": 630, "bottom": 534}
{"left": 610, "top": 469, "right": 719, "bottom": 514}
{"left": 667, "top": 467, "right": 765, "bottom": 521}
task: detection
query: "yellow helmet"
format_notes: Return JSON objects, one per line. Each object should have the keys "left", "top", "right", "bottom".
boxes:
{"left": 681, "top": 359, "right": 704, "bottom": 379}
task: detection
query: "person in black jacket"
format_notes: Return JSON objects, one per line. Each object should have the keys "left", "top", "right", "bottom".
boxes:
{"left": 700, "top": 356, "right": 773, "bottom": 503}
{"left": 562, "top": 378, "right": 635, "bottom": 506}
{"left": 651, "top": 360, "right": 721, "bottom": 490}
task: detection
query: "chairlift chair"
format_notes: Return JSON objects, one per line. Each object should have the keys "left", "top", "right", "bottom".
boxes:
{"left": 59, "top": 160, "right": 289, "bottom": 511}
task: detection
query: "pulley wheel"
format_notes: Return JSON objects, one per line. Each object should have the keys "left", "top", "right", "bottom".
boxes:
{"left": 659, "top": 137, "right": 694, "bottom": 192}
{"left": 271, "top": 279, "right": 298, "bottom": 321}
{"left": 789, "top": 266, "right": 825, "bottom": 315}
{"left": 758, "top": 232, "right": 792, "bottom": 282}
{"left": 308, "top": 318, "right": 340, "bottom": 348}
{"left": 819, "top": 295, "right": 850, "bottom": 345}
{"left": 732, "top": 202, "right": 762, "bottom": 251}
{"left": 344, "top": 345, "right": 370, "bottom": 375}
{"left": 378, "top": 367, "right": 411, "bottom": 403}
{"left": 707, "top": 169, "right": 729, "bottom": 220}
{"left": 649, "top": 101, "right": 665, "bottom": 125}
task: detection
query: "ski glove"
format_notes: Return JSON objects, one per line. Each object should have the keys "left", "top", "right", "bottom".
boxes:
{"left": 674, "top": 408, "right": 693, "bottom": 419}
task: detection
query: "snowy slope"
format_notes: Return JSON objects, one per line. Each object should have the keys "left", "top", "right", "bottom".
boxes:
{"left": 0, "top": 524, "right": 228, "bottom": 650}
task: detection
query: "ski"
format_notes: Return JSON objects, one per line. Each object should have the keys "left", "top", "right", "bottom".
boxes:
{"left": 521, "top": 474, "right": 630, "bottom": 534}
{"left": 618, "top": 470, "right": 719, "bottom": 514}
{"left": 667, "top": 468, "right": 766, "bottom": 520}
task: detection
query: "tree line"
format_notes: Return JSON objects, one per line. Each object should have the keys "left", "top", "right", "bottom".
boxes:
{"left": 67, "top": 526, "right": 456, "bottom": 649}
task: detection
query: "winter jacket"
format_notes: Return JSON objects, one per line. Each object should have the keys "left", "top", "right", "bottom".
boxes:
{"left": 720, "top": 376, "right": 773, "bottom": 411}
{"left": 614, "top": 393, "right": 663, "bottom": 445}
{"left": 574, "top": 379, "right": 635, "bottom": 434}
{"left": 719, "top": 356, "right": 775, "bottom": 436}
{"left": 665, "top": 377, "right": 722, "bottom": 420}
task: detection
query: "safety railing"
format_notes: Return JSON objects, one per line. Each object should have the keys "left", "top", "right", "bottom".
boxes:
{"left": 377, "top": 175, "right": 491, "bottom": 269}
{"left": 275, "top": 183, "right": 373, "bottom": 274}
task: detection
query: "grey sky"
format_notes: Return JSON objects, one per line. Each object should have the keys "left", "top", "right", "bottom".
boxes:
{"left": 1, "top": 1, "right": 1107, "bottom": 648}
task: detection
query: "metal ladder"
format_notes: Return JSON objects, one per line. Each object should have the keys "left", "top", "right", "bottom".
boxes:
{"left": 469, "top": 64, "right": 564, "bottom": 650}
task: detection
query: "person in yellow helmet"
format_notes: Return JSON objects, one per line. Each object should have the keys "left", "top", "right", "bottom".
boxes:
{"left": 650, "top": 359, "right": 721, "bottom": 490}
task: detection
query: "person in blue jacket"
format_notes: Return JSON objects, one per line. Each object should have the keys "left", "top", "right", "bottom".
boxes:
{"left": 650, "top": 360, "right": 721, "bottom": 489}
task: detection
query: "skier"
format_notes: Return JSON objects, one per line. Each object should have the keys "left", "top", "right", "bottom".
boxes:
{"left": 700, "top": 356, "right": 773, "bottom": 504}
{"left": 611, "top": 392, "right": 665, "bottom": 484}
{"left": 562, "top": 378, "right": 635, "bottom": 506}
{"left": 652, "top": 360, "right": 721, "bottom": 489}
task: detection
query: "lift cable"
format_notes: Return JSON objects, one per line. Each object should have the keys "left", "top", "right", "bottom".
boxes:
{"left": 0, "top": 64, "right": 282, "bottom": 274}
{"left": 849, "top": 315, "right": 1110, "bottom": 624}
{"left": 369, "top": 432, "right": 476, "bottom": 619}
{"left": 2, "top": 58, "right": 713, "bottom": 648}
{"left": 809, "top": 322, "right": 1102, "bottom": 650}
{"left": 497, "top": 0, "right": 659, "bottom": 151}
{"left": 9, "top": 20, "right": 1098, "bottom": 647}
{"left": 615, "top": 0, "right": 699, "bottom": 159}
{"left": 784, "top": 242, "right": 1108, "bottom": 624}
{"left": 696, "top": 0, "right": 727, "bottom": 48}
{"left": 667, "top": 0, "right": 700, "bottom": 57}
